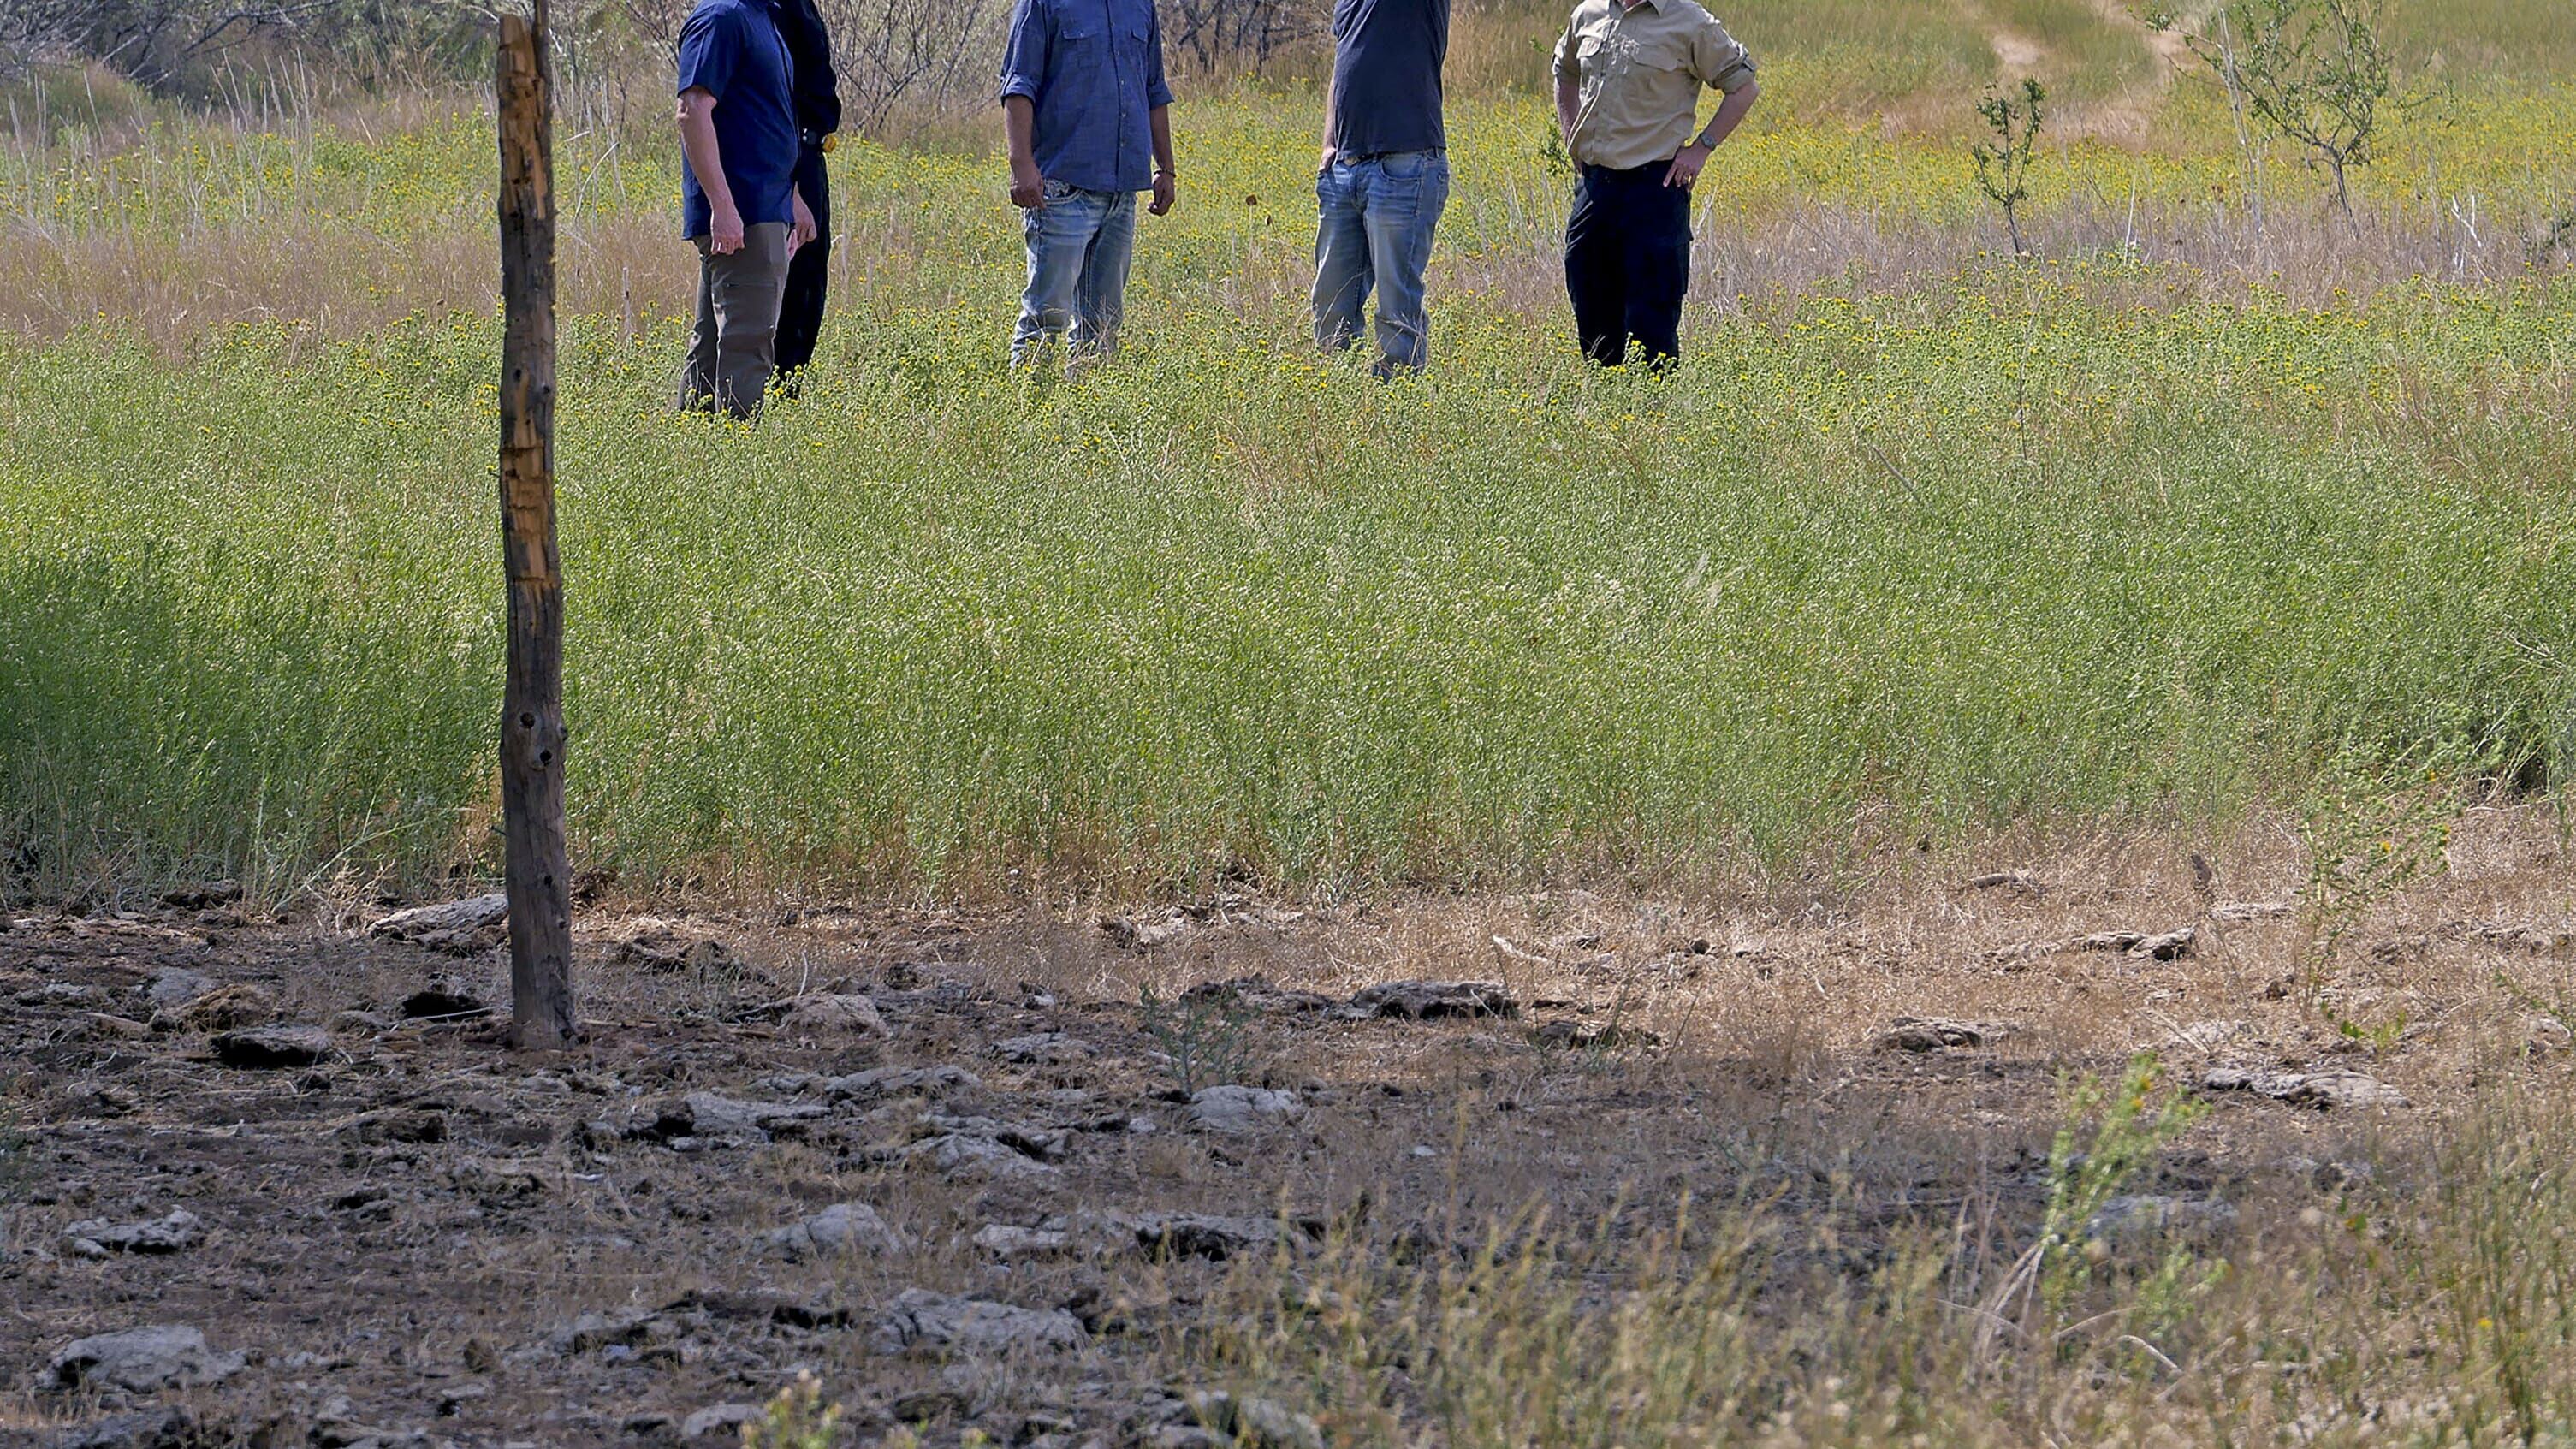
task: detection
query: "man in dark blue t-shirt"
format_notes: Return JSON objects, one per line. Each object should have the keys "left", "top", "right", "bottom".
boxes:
{"left": 1313, "top": 0, "right": 1450, "bottom": 377}
{"left": 674, "top": 0, "right": 814, "bottom": 417}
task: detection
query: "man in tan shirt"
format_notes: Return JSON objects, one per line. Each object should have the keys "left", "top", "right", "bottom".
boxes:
{"left": 1552, "top": 0, "right": 1759, "bottom": 366}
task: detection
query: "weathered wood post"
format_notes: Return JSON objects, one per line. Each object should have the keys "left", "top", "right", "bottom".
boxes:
{"left": 497, "top": 0, "right": 578, "bottom": 1049}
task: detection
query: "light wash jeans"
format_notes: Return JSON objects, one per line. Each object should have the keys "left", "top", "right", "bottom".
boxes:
{"left": 1012, "top": 181, "right": 1137, "bottom": 366}
{"left": 1312, "top": 149, "right": 1450, "bottom": 375}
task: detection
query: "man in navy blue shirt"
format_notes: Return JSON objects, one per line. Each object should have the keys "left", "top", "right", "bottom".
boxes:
{"left": 998, "top": 0, "right": 1178, "bottom": 370}
{"left": 674, "top": 0, "right": 815, "bottom": 417}
{"left": 1315, "top": 0, "right": 1449, "bottom": 377}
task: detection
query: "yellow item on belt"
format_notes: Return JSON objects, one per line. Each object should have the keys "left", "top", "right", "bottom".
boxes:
{"left": 819, "top": 133, "right": 838, "bottom": 155}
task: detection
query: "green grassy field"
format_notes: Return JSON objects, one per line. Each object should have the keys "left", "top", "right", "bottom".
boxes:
{"left": 3, "top": 0, "right": 2573, "bottom": 900}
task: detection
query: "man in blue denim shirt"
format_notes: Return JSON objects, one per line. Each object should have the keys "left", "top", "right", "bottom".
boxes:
{"left": 998, "top": 0, "right": 1178, "bottom": 369}
{"left": 1315, "top": 0, "right": 1449, "bottom": 377}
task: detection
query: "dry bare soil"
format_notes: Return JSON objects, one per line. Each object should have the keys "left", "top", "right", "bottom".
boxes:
{"left": 5, "top": 811, "right": 2573, "bottom": 1447}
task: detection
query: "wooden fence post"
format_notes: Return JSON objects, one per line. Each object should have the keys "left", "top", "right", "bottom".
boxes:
{"left": 497, "top": 0, "right": 577, "bottom": 1050}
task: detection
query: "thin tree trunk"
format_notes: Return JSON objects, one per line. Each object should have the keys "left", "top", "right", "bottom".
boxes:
{"left": 497, "top": 2, "right": 577, "bottom": 1051}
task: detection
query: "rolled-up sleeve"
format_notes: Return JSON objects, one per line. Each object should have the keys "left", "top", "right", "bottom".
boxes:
{"left": 1551, "top": 21, "right": 1579, "bottom": 84}
{"left": 999, "top": 0, "right": 1050, "bottom": 102}
{"left": 1692, "top": 15, "right": 1755, "bottom": 92}
{"left": 675, "top": 6, "right": 739, "bottom": 97}
{"left": 1144, "top": 1, "right": 1173, "bottom": 108}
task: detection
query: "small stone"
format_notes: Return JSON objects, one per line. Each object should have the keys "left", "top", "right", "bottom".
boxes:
{"left": 642, "top": 1092, "right": 826, "bottom": 1143}
{"left": 169, "top": 983, "right": 278, "bottom": 1032}
{"left": 1528, "top": 1019, "right": 1659, "bottom": 1050}
{"left": 2129, "top": 928, "right": 2197, "bottom": 962}
{"left": 610, "top": 927, "right": 734, "bottom": 975}
{"left": 1182, "top": 1392, "right": 1324, "bottom": 1449}
{"left": 825, "top": 1065, "right": 982, "bottom": 1101}
{"left": 2079, "top": 930, "right": 2146, "bottom": 953}
{"left": 369, "top": 894, "right": 509, "bottom": 949}
{"left": 2203, "top": 1067, "right": 2407, "bottom": 1111}
{"left": 972, "top": 1224, "right": 1075, "bottom": 1259}
{"left": 399, "top": 986, "right": 490, "bottom": 1020}
{"left": 680, "top": 1404, "right": 763, "bottom": 1440}
{"left": 62, "top": 1209, "right": 202, "bottom": 1257}
{"left": 211, "top": 1024, "right": 332, "bottom": 1068}
{"left": 780, "top": 993, "right": 889, "bottom": 1037}
{"left": 1343, "top": 980, "right": 1517, "bottom": 1021}
{"left": 870, "top": 1290, "right": 1087, "bottom": 1355}
{"left": 2086, "top": 1194, "right": 2238, "bottom": 1240}
{"left": 50, "top": 1406, "right": 200, "bottom": 1449}
{"left": 767, "top": 1202, "right": 904, "bottom": 1260}
{"left": 1875, "top": 1017, "right": 2008, "bottom": 1052}
{"left": 77, "top": 1013, "right": 153, "bottom": 1042}
{"left": 2211, "top": 900, "right": 2294, "bottom": 923}
{"left": 156, "top": 882, "right": 240, "bottom": 910}
{"left": 143, "top": 969, "right": 217, "bottom": 1010}
{"left": 995, "top": 1031, "right": 1094, "bottom": 1065}
{"left": 42, "top": 1325, "right": 243, "bottom": 1393}
{"left": 2168, "top": 1019, "right": 2251, "bottom": 1052}
{"left": 1187, "top": 1086, "right": 1305, "bottom": 1135}
{"left": 905, "top": 1133, "right": 1061, "bottom": 1181}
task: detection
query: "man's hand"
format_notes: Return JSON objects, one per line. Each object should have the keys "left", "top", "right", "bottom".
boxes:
{"left": 789, "top": 190, "right": 817, "bottom": 253}
{"left": 1010, "top": 158, "right": 1046, "bottom": 210}
{"left": 1318, "top": 144, "right": 1336, "bottom": 174}
{"left": 1663, "top": 140, "right": 1713, "bottom": 189}
{"left": 1150, "top": 168, "right": 1177, "bottom": 217}
{"left": 709, "top": 202, "right": 746, "bottom": 254}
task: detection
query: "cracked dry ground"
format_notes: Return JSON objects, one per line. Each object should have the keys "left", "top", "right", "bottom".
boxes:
{"left": 5, "top": 807, "right": 2575, "bottom": 1448}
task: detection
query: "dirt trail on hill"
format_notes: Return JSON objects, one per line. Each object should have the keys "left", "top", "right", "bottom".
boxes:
{"left": 4, "top": 810, "right": 2572, "bottom": 1446}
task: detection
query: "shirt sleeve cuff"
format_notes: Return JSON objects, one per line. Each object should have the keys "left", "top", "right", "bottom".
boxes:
{"left": 1147, "top": 82, "right": 1175, "bottom": 108}
{"left": 999, "top": 75, "right": 1040, "bottom": 101}
{"left": 1712, "top": 61, "right": 1756, "bottom": 93}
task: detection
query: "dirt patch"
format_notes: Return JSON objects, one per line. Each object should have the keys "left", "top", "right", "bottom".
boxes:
{"left": 3, "top": 810, "right": 2571, "bottom": 1445}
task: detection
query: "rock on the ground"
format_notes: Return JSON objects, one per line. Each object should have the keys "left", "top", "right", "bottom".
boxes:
{"left": 767, "top": 1202, "right": 904, "bottom": 1260}
{"left": 2087, "top": 1194, "right": 2238, "bottom": 1240}
{"left": 680, "top": 1404, "right": 764, "bottom": 1440}
{"left": 42, "top": 1325, "right": 244, "bottom": 1394}
{"left": 397, "top": 986, "right": 489, "bottom": 1019}
{"left": 780, "top": 993, "right": 890, "bottom": 1037}
{"left": 905, "top": 1131, "right": 1063, "bottom": 1182}
{"left": 1182, "top": 1391, "right": 1324, "bottom": 1449}
{"left": 644, "top": 1091, "right": 828, "bottom": 1143}
{"left": 871, "top": 1290, "right": 1088, "bottom": 1355}
{"left": 610, "top": 926, "right": 735, "bottom": 975}
{"left": 210, "top": 1024, "right": 333, "bottom": 1068}
{"left": 973, "top": 1224, "right": 1077, "bottom": 1259}
{"left": 2204, "top": 1067, "right": 2408, "bottom": 1110}
{"left": 1178, "top": 977, "right": 1336, "bottom": 1013}
{"left": 63, "top": 1209, "right": 203, "bottom": 1259}
{"left": 1186, "top": 1086, "right": 1305, "bottom": 1135}
{"left": 2211, "top": 900, "right": 2294, "bottom": 923}
{"left": 1529, "top": 1019, "right": 1660, "bottom": 1050}
{"left": 368, "top": 894, "right": 509, "bottom": 953}
{"left": 142, "top": 969, "right": 217, "bottom": 1011}
{"left": 995, "top": 1031, "right": 1095, "bottom": 1065}
{"left": 50, "top": 1407, "right": 200, "bottom": 1449}
{"left": 1342, "top": 980, "right": 1517, "bottom": 1021}
{"left": 2130, "top": 928, "right": 2197, "bottom": 962}
{"left": 828, "top": 1064, "right": 982, "bottom": 1101}
{"left": 169, "top": 983, "right": 278, "bottom": 1032}
{"left": 1876, "top": 1017, "right": 2009, "bottom": 1052}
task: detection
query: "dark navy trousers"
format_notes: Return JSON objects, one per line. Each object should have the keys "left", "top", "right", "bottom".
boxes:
{"left": 775, "top": 144, "right": 831, "bottom": 377}
{"left": 1564, "top": 162, "right": 1691, "bottom": 368}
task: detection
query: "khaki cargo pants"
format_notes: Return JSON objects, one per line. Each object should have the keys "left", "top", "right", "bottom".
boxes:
{"left": 679, "top": 221, "right": 790, "bottom": 419}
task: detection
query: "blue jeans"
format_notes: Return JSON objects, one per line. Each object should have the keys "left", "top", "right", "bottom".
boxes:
{"left": 1013, "top": 182, "right": 1137, "bottom": 365}
{"left": 1313, "top": 150, "right": 1450, "bottom": 374}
